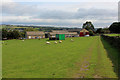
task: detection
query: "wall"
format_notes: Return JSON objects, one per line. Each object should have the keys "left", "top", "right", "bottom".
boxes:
{"left": 101, "top": 35, "right": 120, "bottom": 49}
{"left": 27, "top": 35, "right": 45, "bottom": 39}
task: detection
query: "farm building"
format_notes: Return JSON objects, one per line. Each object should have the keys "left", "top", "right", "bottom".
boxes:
{"left": 67, "top": 29, "right": 81, "bottom": 34}
{"left": 49, "top": 30, "right": 78, "bottom": 40}
{"left": 56, "top": 34, "right": 65, "bottom": 40}
{"left": 80, "top": 29, "right": 89, "bottom": 37}
{"left": 51, "top": 30, "right": 78, "bottom": 37}
{"left": 45, "top": 32, "right": 49, "bottom": 38}
{"left": 26, "top": 31, "right": 45, "bottom": 39}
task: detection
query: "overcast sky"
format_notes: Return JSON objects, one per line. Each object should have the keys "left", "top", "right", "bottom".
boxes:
{"left": 1, "top": 0, "right": 119, "bottom": 28}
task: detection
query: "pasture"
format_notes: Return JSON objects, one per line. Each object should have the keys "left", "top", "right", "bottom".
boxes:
{"left": 2, "top": 36, "right": 119, "bottom": 78}
{"left": 105, "top": 34, "right": 120, "bottom": 36}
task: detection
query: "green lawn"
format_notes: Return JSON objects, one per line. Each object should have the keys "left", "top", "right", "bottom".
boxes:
{"left": 2, "top": 36, "right": 119, "bottom": 78}
{"left": 0, "top": 41, "right": 2, "bottom": 79}
{"left": 104, "top": 34, "right": 120, "bottom": 36}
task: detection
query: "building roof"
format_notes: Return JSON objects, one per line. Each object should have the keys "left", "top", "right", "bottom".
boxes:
{"left": 26, "top": 31, "right": 45, "bottom": 36}
{"left": 68, "top": 29, "right": 82, "bottom": 32}
{"left": 80, "top": 29, "right": 89, "bottom": 32}
{"left": 52, "top": 30, "right": 68, "bottom": 33}
{"left": 49, "top": 32, "right": 78, "bottom": 35}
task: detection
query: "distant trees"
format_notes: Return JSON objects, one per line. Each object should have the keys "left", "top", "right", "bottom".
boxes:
{"left": 96, "top": 28, "right": 110, "bottom": 34}
{"left": 109, "top": 22, "right": 120, "bottom": 33}
{"left": 89, "top": 30, "right": 95, "bottom": 36}
{"left": 82, "top": 21, "right": 95, "bottom": 32}
{"left": 24, "top": 27, "right": 38, "bottom": 31}
{"left": 102, "top": 28, "right": 110, "bottom": 33}
{"left": 2, "top": 28, "right": 22, "bottom": 40}
{"left": 2, "top": 28, "right": 8, "bottom": 39}
{"left": 12, "top": 30, "right": 21, "bottom": 39}
{"left": 82, "top": 21, "right": 95, "bottom": 36}
{"left": 96, "top": 28, "right": 103, "bottom": 34}
{"left": 2, "top": 27, "right": 40, "bottom": 40}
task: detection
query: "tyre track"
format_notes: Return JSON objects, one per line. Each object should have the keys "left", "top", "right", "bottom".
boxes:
{"left": 72, "top": 37, "right": 98, "bottom": 78}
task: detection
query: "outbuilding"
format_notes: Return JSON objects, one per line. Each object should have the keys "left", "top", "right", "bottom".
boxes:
{"left": 80, "top": 29, "right": 89, "bottom": 37}
{"left": 26, "top": 31, "right": 45, "bottom": 39}
{"left": 56, "top": 34, "right": 65, "bottom": 40}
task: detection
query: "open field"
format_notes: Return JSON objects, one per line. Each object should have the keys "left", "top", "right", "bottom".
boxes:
{"left": 105, "top": 34, "right": 120, "bottom": 36}
{"left": 2, "top": 36, "right": 119, "bottom": 78}
{"left": 0, "top": 41, "right": 2, "bottom": 79}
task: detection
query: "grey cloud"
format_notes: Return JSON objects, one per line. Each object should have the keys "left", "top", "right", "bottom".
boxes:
{"left": 74, "top": 8, "right": 117, "bottom": 19}
{"left": 33, "top": 8, "right": 117, "bottom": 20}
{"left": 2, "top": 2, "right": 39, "bottom": 16}
{"left": 2, "top": 2, "right": 117, "bottom": 19}
{"left": 1, "top": 2, "right": 118, "bottom": 27}
{"left": 33, "top": 10, "right": 75, "bottom": 19}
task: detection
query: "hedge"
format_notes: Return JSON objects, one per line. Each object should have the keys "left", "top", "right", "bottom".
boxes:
{"left": 101, "top": 34, "right": 120, "bottom": 49}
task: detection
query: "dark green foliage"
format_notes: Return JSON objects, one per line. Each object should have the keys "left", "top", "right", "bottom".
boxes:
{"left": 82, "top": 21, "right": 95, "bottom": 32}
{"left": 2, "top": 28, "right": 8, "bottom": 39}
{"left": 24, "top": 27, "right": 38, "bottom": 31}
{"left": 96, "top": 28, "right": 103, "bottom": 33}
{"left": 89, "top": 30, "right": 95, "bottom": 36}
{"left": 96, "top": 28, "right": 110, "bottom": 34}
{"left": 12, "top": 30, "right": 21, "bottom": 39}
{"left": 20, "top": 32, "right": 25, "bottom": 38}
{"left": 102, "top": 28, "right": 110, "bottom": 33}
{"left": 7, "top": 30, "right": 14, "bottom": 39}
{"left": 109, "top": 22, "right": 120, "bottom": 33}
{"left": 101, "top": 37, "right": 119, "bottom": 77}
{"left": 101, "top": 35, "right": 120, "bottom": 49}
{"left": 2, "top": 28, "right": 23, "bottom": 39}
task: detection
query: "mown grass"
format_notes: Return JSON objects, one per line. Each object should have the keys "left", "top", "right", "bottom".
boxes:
{"left": 104, "top": 34, "right": 120, "bottom": 36}
{"left": 101, "top": 37, "right": 119, "bottom": 78}
{"left": 0, "top": 40, "right": 2, "bottom": 79}
{"left": 2, "top": 36, "right": 118, "bottom": 78}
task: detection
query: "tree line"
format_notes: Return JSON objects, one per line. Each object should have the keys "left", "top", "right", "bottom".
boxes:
{"left": 2, "top": 27, "right": 38, "bottom": 40}
{"left": 96, "top": 22, "right": 120, "bottom": 34}
{"left": 2, "top": 22, "right": 120, "bottom": 40}
{"left": 2, "top": 29, "right": 24, "bottom": 39}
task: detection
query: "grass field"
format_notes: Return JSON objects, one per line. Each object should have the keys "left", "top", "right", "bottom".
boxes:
{"left": 0, "top": 41, "right": 2, "bottom": 79}
{"left": 2, "top": 36, "right": 119, "bottom": 78}
{"left": 104, "top": 34, "right": 120, "bottom": 36}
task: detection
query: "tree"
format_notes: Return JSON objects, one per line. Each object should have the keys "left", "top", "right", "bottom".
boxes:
{"left": 89, "top": 30, "right": 95, "bottom": 36}
{"left": 96, "top": 28, "right": 102, "bottom": 33}
{"left": 109, "top": 22, "right": 120, "bottom": 33}
{"left": 82, "top": 21, "right": 95, "bottom": 32}
{"left": 3, "top": 29, "right": 22, "bottom": 39}
{"left": 20, "top": 32, "right": 25, "bottom": 38}
{"left": 2, "top": 28, "right": 8, "bottom": 39}
{"left": 24, "top": 27, "right": 38, "bottom": 31}
{"left": 7, "top": 30, "right": 13, "bottom": 39}
{"left": 102, "top": 28, "right": 110, "bottom": 33}
{"left": 12, "top": 30, "right": 21, "bottom": 39}
{"left": 96, "top": 28, "right": 110, "bottom": 34}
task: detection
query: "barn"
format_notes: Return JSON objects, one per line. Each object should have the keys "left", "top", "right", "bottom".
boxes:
{"left": 56, "top": 34, "right": 65, "bottom": 40}
{"left": 49, "top": 32, "right": 65, "bottom": 40}
{"left": 26, "top": 31, "right": 45, "bottom": 39}
{"left": 79, "top": 29, "right": 89, "bottom": 37}
{"left": 50, "top": 30, "right": 78, "bottom": 37}
{"left": 49, "top": 30, "right": 78, "bottom": 40}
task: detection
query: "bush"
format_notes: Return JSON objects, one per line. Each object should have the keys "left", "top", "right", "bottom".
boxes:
{"left": 109, "top": 22, "right": 120, "bottom": 33}
{"left": 2, "top": 28, "right": 23, "bottom": 40}
{"left": 89, "top": 30, "right": 95, "bottom": 36}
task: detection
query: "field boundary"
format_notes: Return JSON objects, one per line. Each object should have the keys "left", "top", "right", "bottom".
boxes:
{"left": 101, "top": 35, "right": 120, "bottom": 78}
{"left": 101, "top": 35, "right": 120, "bottom": 49}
